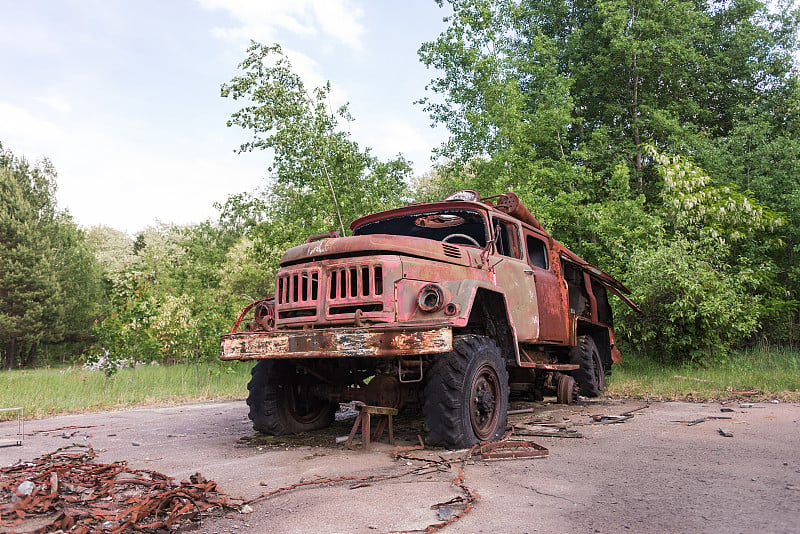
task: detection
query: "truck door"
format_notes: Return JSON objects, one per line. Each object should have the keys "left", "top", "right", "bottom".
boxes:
{"left": 525, "top": 233, "right": 568, "bottom": 343}
{"left": 489, "top": 216, "right": 539, "bottom": 341}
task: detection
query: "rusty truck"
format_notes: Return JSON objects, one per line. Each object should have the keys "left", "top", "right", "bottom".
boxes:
{"left": 220, "top": 190, "right": 639, "bottom": 448}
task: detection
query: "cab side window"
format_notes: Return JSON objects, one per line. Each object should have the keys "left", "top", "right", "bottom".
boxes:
{"left": 526, "top": 235, "right": 548, "bottom": 269}
{"left": 494, "top": 219, "right": 521, "bottom": 259}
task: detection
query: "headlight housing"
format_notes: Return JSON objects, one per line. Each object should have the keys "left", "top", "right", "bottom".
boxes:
{"left": 417, "top": 284, "right": 445, "bottom": 313}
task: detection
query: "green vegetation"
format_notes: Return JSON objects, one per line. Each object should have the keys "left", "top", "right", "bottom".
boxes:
{"left": 607, "top": 348, "right": 800, "bottom": 402}
{"left": 417, "top": 0, "right": 800, "bottom": 363}
{"left": 1, "top": 349, "right": 797, "bottom": 420}
{"left": 0, "top": 362, "right": 254, "bottom": 419}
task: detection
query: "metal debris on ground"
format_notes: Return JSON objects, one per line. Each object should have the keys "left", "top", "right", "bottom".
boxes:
{"left": 591, "top": 414, "right": 633, "bottom": 424}
{"left": 686, "top": 416, "right": 733, "bottom": 426}
{"left": 718, "top": 428, "right": 734, "bottom": 437}
{"left": 506, "top": 408, "right": 536, "bottom": 415}
{"left": 512, "top": 423, "right": 583, "bottom": 438}
{"left": 248, "top": 435, "right": 542, "bottom": 533}
{"left": 479, "top": 440, "right": 549, "bottom": 460}
{"left": 588, "top": 405, "right": 649, "bottom": 425}
{"left": 0, "top": 444, "right": 235, "bottom": 533}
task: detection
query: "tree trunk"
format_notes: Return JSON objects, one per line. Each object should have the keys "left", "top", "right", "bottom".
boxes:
{"left": 5, "top": 339, "right": 16, "bottom": 369}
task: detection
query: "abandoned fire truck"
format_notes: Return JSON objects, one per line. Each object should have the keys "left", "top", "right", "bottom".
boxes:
{"left": 220, "top": 190, "right": 639, "bottom": 448}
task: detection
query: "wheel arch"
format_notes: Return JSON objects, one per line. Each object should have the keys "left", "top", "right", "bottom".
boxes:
{"left": 455, "top": 287, "right": 519, "bottom": 365}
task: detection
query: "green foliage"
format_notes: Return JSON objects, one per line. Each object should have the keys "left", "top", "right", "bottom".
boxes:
{"left": 648, "top": 146, "right": 782, "bottom": 244}
{"left": 420, "top": 0, "right": 800, "bottom": 359}
{"left": 617, "top": 237, "right": 760, "bottom": 363}
{"left": 418, "top": 0, "right": 576, "bottom": 196}
{"left": 0, "top": 143, "right": 105, "bottom": 368}
{"left": 220, "top": 41, "right": 411, "bottom": 282}
{"left": 87, "top": 222, "right": 244, "bottom": 367}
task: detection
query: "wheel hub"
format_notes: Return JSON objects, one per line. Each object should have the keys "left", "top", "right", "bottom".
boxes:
{"left": 470, "top": 367, "right": 500, "bottom": 439}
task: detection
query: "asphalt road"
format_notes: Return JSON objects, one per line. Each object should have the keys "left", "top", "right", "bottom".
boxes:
{"left": 2, "top": 398, "right": 798, "bottom": 533}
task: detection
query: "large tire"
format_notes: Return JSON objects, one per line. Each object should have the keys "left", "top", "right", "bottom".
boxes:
{"left": 247, "top": 360, "right": 336, "bottom": 435}
{"left": 423, "top": 335, "right": 510, "bottom": 449}
{"left": 569, "top": 335, "right": 606, "bottom": 397}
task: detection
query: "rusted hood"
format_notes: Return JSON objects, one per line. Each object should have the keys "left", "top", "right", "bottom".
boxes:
{"left": 280, "top": 234, "right": 474, "bottom": 267}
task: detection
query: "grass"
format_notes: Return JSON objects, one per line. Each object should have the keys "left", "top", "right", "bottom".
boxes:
{"left": 0, "top": 361, "right": 256, "bottom": 419}
{"left": 1, "top": 347, "right": 798, "bottom": 420}
{"left": 606, "top": 346, "right": 800, "bottom": 402}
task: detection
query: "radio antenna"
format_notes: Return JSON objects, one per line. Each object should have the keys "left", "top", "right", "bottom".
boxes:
{"left": 321, "top": 156, "right": 346, "bottom": 236}
{"left": 303, "top": 90, "right": 346, "bottom": 237}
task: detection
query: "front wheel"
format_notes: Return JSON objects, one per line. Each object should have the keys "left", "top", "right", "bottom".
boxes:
{"left": 424, "top": 335, "right": 509, "bottom": 449}
{"left": 247, "top": 360, "right": 336, "bottom": 435}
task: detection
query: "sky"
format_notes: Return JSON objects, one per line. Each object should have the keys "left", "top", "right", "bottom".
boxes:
{"left": 0, "top": 0, "right": 451, "bottom": 234}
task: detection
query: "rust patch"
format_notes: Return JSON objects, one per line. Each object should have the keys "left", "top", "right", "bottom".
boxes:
{"left": 221, "top": 326, "right": 452, "bottom": 360}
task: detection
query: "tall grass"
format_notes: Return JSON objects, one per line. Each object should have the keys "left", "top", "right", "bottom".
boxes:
{"left": 606, "top": 346, "right": 800, "bottom": 401}
{"left": 0, "top": 362, "right": 255, "bottom": 419}
{"left": 2, "top": 348, "right": 798, "bottom": 420}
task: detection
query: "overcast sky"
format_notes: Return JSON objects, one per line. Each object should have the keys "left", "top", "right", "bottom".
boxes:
{"left": 0, "top": 0, "right": 450, "bottom": 234}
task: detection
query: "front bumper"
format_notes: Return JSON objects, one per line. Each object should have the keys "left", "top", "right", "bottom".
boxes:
{"left": 220, "top": 326, "right": 453, "bottom": 360}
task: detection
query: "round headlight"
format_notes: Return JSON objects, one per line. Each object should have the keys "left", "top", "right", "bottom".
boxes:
{"left": 418, "top": 284, "right": 445, "bottom": 312}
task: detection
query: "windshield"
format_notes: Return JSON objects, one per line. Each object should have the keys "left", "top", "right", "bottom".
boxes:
{"left": 353, "top": 208, "right": 488, "bottom": 247}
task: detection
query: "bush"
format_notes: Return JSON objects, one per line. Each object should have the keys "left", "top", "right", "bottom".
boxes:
{"left": 617, "top": 236, "right": 760, "bottom": 364}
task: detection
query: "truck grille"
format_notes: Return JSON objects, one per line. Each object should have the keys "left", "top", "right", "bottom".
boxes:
{"left": 276, "top": 269, "right": 320, "bottom": 319}
{"left": 328, "top": 264, "right": 383, "bottom": 300}
{"left": 275, "top": 263, "right": 387, "bottom": 323}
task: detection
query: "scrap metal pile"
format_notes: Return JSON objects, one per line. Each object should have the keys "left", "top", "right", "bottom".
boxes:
{"left": 0, "top": 445, "right": 233, "bottom": 533}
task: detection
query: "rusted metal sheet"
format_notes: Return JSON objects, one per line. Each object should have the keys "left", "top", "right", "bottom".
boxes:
{"left": 479, "top": 440, "right": 549, "bottom": 460}
{"left": 0, "top": 445, "right": 232, "bottom": 533}
{"left": 220, "top": 326, "right": 453, "bottom": 360}
{"left": 520, "top": 362, "right": 579, "bottom": 371}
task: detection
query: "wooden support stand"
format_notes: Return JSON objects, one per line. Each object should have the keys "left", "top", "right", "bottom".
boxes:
{"left": 346, "top": 405, "right": 399, "bottom": 450}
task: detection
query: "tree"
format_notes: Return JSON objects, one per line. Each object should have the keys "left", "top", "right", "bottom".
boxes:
{"left": 220, "top": 42, "right": 412, "bottom": 281}
{"left": 0, "top": 165, "right": 58, "bottom": 367}
{"left": 0, "top": 143, "right": 104, "bottom": 367}
{"left": 418, "top": 0, "right": 576, "bottom": 193}
{"left": 419, "top": 0, "right": 800, "bottom": 353}
{"left": 423, "top": 0, "right": 798, "bottom": 187}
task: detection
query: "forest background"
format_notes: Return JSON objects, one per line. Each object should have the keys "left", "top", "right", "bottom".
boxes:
{"left": 2, "top": 0, "right": 799, "bottom": 373}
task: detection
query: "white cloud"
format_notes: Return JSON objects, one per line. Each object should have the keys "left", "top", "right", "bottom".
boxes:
{"left": 35, "top": 92, "right": 73, "bottom": 114}
{"left": 0, "top": 99, "right": 265, "bottom": 233}
{"left": 0, "top": 101, "right": 65, "bottom": 158}
{"left": 349, "top": 113, "right": 441, "bottom": 172}
{"left": 198, "top": 0, "right": 365, "bottom": 49}
{"left": 314, "top": 1, "right": 365, "bottom": 50}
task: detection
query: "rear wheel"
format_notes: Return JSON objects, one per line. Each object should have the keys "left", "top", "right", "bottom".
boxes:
{"left": 556, "top": 374, "right": 576, "bottom": 405}
{"left": 247, "top": 360, "right": 336, "bottom": 435}
{"left": 569, "top": 335, "right": 606, "bottom": 397}
{"left": 424, "top": 335, "right": 509, "bottom": 449}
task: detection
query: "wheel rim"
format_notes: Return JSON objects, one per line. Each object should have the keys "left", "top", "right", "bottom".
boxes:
{"left": 470, "top": 363, "right": 501, "bottom": 440}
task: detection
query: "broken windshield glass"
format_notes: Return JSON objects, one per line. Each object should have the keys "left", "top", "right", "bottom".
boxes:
{"left": 354, "top": 209, "right": 488, "bottom": 246}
